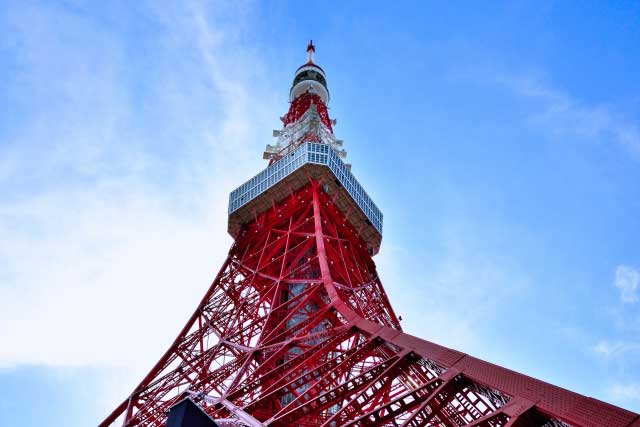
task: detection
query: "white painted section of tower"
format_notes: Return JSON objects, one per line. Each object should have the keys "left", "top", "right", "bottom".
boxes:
{"left": 289, "top": 80, "right": 329, "bottom": 103}
{"left": 265, "top": 103, "right": 342, "bottom": 160}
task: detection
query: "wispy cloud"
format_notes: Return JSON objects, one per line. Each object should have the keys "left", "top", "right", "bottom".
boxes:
{"left": 591, "top": 266, "right": 640, "bottom": 356}
{"left": 609, "top": 383, "right": 640, "bottom": 401}
{"left": 452, "top": 66, "right": 640, "bottom": 156}
{"left": 591, "top": 266, "right": 640, "bottom": 407}
{"left": 0, "top": 0, "right": 275, "bottom": 379}
{"left": 501, "top": 75, "right": 640, "bottom": 154}
{"left": 593, "top": 340, "right": 640, "bottom": 359}
{"left": 615, "top": 264, "right": 639, "bottom": 303}
{"left": 378, "top": 213, "right": 530, "bottom": 357}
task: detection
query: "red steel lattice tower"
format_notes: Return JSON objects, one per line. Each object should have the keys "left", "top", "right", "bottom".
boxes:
{"left": 100, "top": 42, "right": 640, "bottom": 427}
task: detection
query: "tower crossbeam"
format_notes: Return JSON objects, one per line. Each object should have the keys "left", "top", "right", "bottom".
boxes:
{"left": 100, "top": 41, "right": 640, "bottom": 427}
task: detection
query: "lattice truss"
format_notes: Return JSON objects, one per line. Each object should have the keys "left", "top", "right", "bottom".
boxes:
{"left": 100, "top": 180, "right": 638, "bottom": 427}
{"left": 265, "top": 93, "right": 345, "bottom": 163}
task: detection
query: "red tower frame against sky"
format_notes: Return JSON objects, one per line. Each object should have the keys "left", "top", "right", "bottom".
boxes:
{"left": 100, "top": 42, "right": 640, "bottom": 427}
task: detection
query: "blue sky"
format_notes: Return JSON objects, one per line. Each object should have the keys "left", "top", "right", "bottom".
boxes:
{"left": 1, "top": 1, "right": 639, "bottom": 425}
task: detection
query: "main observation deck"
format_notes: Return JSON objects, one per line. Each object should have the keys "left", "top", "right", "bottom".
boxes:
{"left": 228, "top": 142, "right": 383, "bottom": 254}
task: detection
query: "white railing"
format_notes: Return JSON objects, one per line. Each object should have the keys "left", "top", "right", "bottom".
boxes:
{"left": 228, "top": 142, "right": 383, "bottom": 234}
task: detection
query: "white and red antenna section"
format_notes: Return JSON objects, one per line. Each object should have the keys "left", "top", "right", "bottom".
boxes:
{"left": 263, "top": 42, "right": 345, "bottom": 163}
{"left": 306, "top": 39, "right": 316, "bottom": 63}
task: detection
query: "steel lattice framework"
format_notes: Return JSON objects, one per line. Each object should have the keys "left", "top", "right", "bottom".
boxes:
{"left": 100, "top": 42, "right": 640, "bottom": 427}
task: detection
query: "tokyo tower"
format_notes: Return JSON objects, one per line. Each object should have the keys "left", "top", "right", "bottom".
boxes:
{"left": 100, "top": 42, "right": 640, "bottom": 427}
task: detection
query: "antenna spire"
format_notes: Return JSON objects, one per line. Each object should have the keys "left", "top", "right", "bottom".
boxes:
{"left": 306, "top": 40, "right": 316, "bottom": 63}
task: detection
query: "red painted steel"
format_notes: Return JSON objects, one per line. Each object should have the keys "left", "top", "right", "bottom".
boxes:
{"left": 100, "top": 45, "right": 639, "bottom": 427}
{"left": 100, "top": 180, "right": 639, "bottom": 427}
{"left": 284, "top": 92, "right": 333, "bottom": 131}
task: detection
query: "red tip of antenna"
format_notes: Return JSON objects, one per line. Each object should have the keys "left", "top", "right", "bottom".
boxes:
{"left": 307, "top": 40, "right": 315, "bottom": 53}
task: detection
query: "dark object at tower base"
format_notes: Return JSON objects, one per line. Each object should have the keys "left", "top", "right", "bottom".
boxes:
{"left": 166, "top": 398, "right": 218, "bottom": 427}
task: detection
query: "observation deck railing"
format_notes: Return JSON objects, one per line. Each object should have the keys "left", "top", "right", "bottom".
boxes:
{"left": 229, "top": 142, "right": 383, "bottom": 234}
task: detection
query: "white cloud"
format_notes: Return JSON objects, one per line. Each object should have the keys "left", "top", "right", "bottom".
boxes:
{"left": 594, "top": 341, "right": 624, "bottom": 358}
{"left": 500, "top": 75, "right": 640, "bottom": 155}
{"left": 609, "top": 383, "right": 640, "bottom": 401}
{"left": 593, "top": 340, "right": 640, "bottom": 359}
{"left": 0, "top": 0, "right": 277, "bottom": 378}
{"left": 1, "top": 2, "right": 285, "bottom": 417}
{"left": 377, "top": 219, "right": 530, "bottom": 357}
{"left": 615, "top": 265, "right": 639, "bottom": 303}
{"left": 590, "top": 267, "right": 640, "bottom": 410}
{"left": 453, "top": 67, "right": 640, "bottom": 156}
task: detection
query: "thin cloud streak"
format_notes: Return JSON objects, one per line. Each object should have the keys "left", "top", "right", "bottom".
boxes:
{"left": 0, "top": 0, "right": 274, "bottom": 375}
{"left": 591, "top": 266, "right": 640, "bottom": 406}
{"left": 377, "top": 213, "right": 530, "bottom": 359}
{"left": 452, "top": 66, "right": 640, "bottom": 156}
{"left": 593, "top": 340, "right": 640, "bottom": 359}
{"left": 506, "top": 75, "right": 640, "bottom": 155}
{"left": 610, "top": 383, "right": 640, "bottom": 401}
{"left": 615, "top": 265, "right": 639, "bottom": 303}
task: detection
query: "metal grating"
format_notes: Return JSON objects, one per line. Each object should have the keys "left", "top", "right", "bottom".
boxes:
{"left": 228, "top": 142, "right": 383, "bottom": 234}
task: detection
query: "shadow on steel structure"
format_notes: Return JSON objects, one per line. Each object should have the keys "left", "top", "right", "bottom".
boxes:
{"left": 99, "top": 42, "right": 640, "bottom": 427}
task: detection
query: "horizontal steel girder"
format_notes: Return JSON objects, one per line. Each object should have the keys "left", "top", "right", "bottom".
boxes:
{"left": 100, "top": 180, "right": 639, "bottom": 427}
